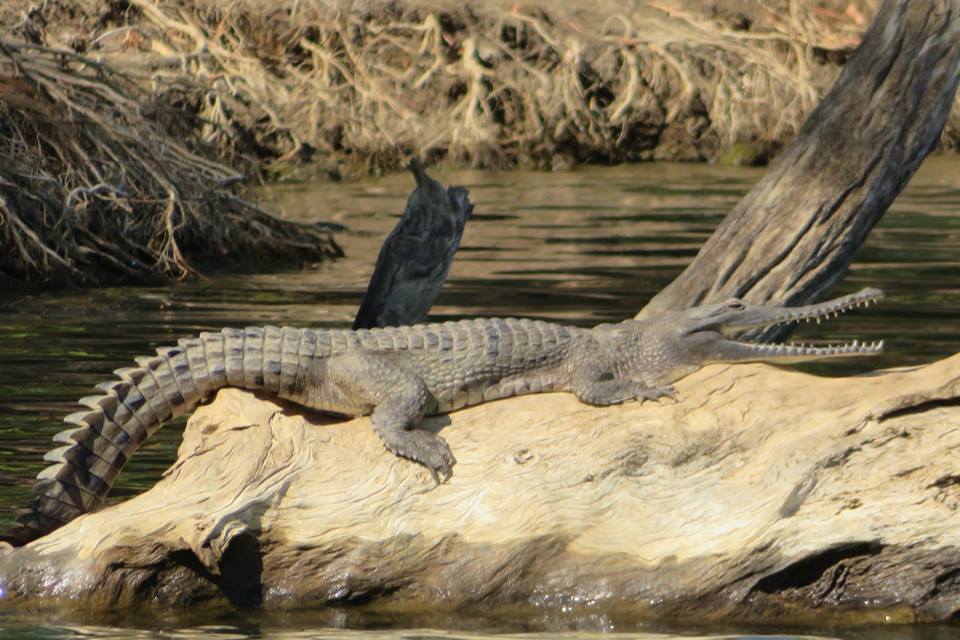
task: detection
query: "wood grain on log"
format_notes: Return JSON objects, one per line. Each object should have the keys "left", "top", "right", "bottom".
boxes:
{"left": 3, "top": 355, "right": 959, "bottom": 621}
{"left": 640, "top": 0, "right": 960, "bottom": 316}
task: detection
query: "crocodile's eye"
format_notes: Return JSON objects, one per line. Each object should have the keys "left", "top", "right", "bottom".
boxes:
{"left": 725, "top": 300, "right": 745, "bottom": 311}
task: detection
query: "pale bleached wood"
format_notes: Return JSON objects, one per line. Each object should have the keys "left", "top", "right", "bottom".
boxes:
{"left": 3, "top": 353, "right": 960, "bottom": 621}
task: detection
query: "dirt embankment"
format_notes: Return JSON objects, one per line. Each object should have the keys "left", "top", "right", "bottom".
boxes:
{"left": 10, "top": 0, "right": 959, "bottom": 177}
{"left": 0, "top": 1, "right": 351, "bottom": 288}
{"left": 2, "top": 0, "right": 958, "bottom": 286}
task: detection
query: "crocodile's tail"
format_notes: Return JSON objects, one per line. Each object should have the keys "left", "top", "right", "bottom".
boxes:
{"left": 4, "top": 326, "right": 313, "bottom": 546}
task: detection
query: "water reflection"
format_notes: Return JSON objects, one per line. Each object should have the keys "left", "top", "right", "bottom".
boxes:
{"left": 0, "top": 626, "right": 825, "bottom": 640}
{"left": 4, "top": 622, "right": 960, "bottom": 640}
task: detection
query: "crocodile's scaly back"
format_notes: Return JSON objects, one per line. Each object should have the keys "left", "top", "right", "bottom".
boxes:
{"left": 7, "top": 320, "right": 578, "bottom": 544}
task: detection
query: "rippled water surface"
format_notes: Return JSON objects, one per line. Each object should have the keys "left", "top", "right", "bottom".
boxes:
{"left": 4, "top": 626, "right": 960, "bottom": 640}
{"left": 0, "top": 159, "right": 958, "bottom": 638}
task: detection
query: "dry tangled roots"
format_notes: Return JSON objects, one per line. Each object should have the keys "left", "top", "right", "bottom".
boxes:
{"left": 0, "top": 39, "right": 341, "bottom": 286}
{"left": 9, "top": 0, "right": 957, "bottom": 179}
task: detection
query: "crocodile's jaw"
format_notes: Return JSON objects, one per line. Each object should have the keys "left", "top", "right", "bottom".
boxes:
{"left": 680, "top": 287, "right": 886, "bottom": 365}
{"left": 702, "top": 336, "right": 884, "bottom": 364}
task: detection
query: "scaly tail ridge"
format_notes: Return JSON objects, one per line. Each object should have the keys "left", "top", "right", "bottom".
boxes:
{"left": 6, "top": 332, "right": 235, "bottom": 545}
{"left": 4, "top": 326, "right": 320, "bottom": 546}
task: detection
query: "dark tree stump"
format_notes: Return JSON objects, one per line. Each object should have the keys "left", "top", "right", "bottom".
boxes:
{"left": 353, "top": 160, "right": 473, "bottom": 329}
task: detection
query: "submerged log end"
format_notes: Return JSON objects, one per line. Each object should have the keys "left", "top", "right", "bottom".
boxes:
{"left": 2, "top": 355, "right": 960, "bottom": 621}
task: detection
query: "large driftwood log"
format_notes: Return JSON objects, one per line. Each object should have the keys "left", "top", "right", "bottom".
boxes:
{"left": 2, "top": 355, "right": 960, "bottom": 621}
{"left": 640, "top": 0, "right": 960, "bottom": 316}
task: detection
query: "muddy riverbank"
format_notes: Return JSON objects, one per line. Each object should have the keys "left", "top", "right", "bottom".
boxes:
{"left": 2, "top": 0, "right": 957, "bottom": 287}
{"left": 7, "top": 0, "right": 958, "bottom": 180}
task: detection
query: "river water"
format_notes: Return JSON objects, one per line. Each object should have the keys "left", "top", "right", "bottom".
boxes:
{"left": 0, "top": 159, "right": 958, "bottom": 638}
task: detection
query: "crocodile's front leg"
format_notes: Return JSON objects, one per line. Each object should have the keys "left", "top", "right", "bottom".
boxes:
{"left": 372, "top": 392, "right": 456, "bottom": 484}
{"left": 308, "top": 354, "right": 455, "bottom": 482}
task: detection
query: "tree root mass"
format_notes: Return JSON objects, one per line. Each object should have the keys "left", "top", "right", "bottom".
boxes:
{"left": 0, "top": 36, "right": 341, "bottom": 287}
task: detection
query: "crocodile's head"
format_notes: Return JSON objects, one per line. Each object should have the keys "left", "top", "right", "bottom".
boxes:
{"left": 678, "top": 287, "right": 884, "bottom": 364}
{"left": 628, "top": 288, "right": 885, "bottom": 384}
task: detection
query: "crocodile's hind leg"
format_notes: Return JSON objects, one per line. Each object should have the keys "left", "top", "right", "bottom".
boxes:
{"left": 570, "top": 362, "right": 676, "bottom": 406}
{"left": 307, "top": 354, "right": 456, "bottom": 483}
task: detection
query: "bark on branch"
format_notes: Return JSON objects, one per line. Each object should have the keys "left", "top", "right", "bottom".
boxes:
{"left": 640, "top": 0, "right": 960, "bottom": 316}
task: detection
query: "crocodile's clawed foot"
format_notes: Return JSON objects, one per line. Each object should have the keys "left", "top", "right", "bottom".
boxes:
{"left": 394, "top": 430, "right": 457, "bottom": 484}
{"left": 638, "top": 385, "right": 677, "bottom": 403}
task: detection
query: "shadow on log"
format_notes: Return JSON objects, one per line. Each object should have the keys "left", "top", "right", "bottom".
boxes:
{"left": 2, "top": 356, "right": 960, "bottom": 621}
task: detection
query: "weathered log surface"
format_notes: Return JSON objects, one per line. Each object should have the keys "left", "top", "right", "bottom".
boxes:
{"left": 3, "top": 353, "right": 960, "bottom": 622}
{"left": 640, "top": 0, "right": 960, "bottom": 316}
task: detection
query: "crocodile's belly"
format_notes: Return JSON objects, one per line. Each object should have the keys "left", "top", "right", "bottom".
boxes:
{"left": 430, "top": 371, "right": 561, "bottom": 414}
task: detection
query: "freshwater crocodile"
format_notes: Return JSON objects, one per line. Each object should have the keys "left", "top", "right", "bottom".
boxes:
{"left": 6, "top": 288, "right": 884, "bottom": 545}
